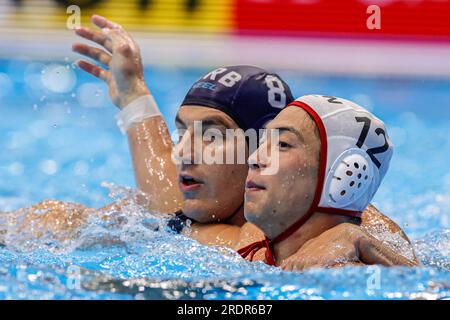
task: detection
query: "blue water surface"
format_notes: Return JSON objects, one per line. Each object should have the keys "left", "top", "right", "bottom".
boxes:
{"left": 0, "top": 59, "right": 449, "bottom": 299}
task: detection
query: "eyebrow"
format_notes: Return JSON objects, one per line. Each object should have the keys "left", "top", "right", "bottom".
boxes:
{"left": 175, "top": 114, "right": 233, "bottom": 129}
{"left": 274, "top": 126, "right": 305, "bottom": 143}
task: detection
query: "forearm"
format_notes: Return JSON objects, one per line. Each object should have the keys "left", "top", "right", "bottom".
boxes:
{"left": 358, "top": 233, "right": 419, "bottom": 267}
{"left": 127, "top": 116, "right": 182, "bottom": 214}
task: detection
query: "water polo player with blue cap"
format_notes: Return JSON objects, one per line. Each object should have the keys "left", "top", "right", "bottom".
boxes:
{"left": 239, "top": 94, "right": 418, "bottom": 267}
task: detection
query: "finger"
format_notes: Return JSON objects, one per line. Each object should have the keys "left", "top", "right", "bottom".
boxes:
{"left": 72, "top": 43, "right": 112, "bottom": 67}
{"left": 91, "top": 14, "right": 122, "bottom": 30}
{"left": 291, "top": 264, "right": 305, "bottom": 272}
{"left": 75, "top": 26, "right": 113, "bottom": 53}
{"left": 283, "top": 260, "right": 303, "bottom": 272}
{"left": 76, "top": 60, "right": 109, "bottom": 82}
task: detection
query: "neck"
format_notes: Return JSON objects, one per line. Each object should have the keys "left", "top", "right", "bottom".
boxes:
{"left": 271, "top": 211, "right": 355, "bottom": 265}
{"left": 225, "top": 203, "right": 246, "bottom": 226}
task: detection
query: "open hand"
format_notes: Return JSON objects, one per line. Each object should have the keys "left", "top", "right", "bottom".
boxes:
{"left": 72, "top": 15, "right": 150, "bottom": 109}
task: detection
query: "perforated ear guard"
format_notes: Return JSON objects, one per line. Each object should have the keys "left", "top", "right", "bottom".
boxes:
{"left": 323, "top": 148, "right": 375, "bottom": 208}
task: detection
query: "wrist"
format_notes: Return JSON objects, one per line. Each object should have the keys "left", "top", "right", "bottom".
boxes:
{"left": 120, "top": 81, "right": 151, "bottom": 109}
{"left": 116, "top": 94, "right": 162, "bottom": 134}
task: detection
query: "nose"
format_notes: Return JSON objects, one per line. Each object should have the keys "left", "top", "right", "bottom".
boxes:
{"left": 248, "top": 141, "right": 270, "bottom": 171}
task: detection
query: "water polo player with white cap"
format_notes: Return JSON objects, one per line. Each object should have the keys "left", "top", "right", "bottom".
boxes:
{"left": 240, "top": 94, "right": 417, "bottom": 267}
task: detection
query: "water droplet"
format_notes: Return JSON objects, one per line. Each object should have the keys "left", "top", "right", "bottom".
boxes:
{"left": 39, "top": 159, "right": 58, "bottom": 175}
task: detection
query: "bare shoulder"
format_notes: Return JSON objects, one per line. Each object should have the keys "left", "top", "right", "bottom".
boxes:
{"left": 189, "top": 223, "right": 242, "bottom": 248}
{"left": 361, "top": 204, "right": 411, "bottom": 243}
{"left": 235, "top": 223, "right": 265, "bottom": 247}
{"left": 11, "top": 199, "right": 91, "bottom": 239}
{"left": 23, "top": 199, "right": 89, "bottom": 222}
{"left": 361, "top": 204, "right": 419, "bottom": 263}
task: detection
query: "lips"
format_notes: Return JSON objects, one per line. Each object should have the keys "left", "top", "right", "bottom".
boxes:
{"left": 245, "top": 180, "right": 266, "bottom": 192}
{"left": 179, "top": 174, "right": 204, "bottom": 192}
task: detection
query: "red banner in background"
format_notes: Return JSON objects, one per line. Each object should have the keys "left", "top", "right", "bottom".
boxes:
{"left": 234, "top": 0, "right": 450, "bottom": 40}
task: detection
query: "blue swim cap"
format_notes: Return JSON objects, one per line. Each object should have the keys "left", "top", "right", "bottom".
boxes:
{"left": 181, "top": 65, "right": 294, "bottom": 131}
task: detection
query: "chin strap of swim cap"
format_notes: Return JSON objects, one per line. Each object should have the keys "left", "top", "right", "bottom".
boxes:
{"left": 238, "top": 101, "right": 362, "bottom": 266}
{"left": 237, "top": 237, "right": 275, "bottom": 266}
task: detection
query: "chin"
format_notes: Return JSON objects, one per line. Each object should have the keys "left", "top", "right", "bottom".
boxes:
{"left": 244, "top": 202, "right": 263, "bottom": 225}
{"left": 181, "top": 199, "right": 212, "bottom": 223}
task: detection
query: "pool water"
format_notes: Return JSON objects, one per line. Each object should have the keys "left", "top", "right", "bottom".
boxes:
{"left": 0, "top": 59, "right": 449, "bottom": 299}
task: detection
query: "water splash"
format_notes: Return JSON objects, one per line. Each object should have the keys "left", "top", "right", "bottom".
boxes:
{"left": 1, "top": 183, "right": 449, "bottom": 299}
{"left": 413, "top": 230, "right": 450, "bottom": 270}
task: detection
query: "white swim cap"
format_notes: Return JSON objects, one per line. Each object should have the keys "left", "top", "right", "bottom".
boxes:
{"left": 291, "top": 94, "right": 393, "bottom": 214}
{"left": 238, "top": 94, "right": 393, "bottom": 264}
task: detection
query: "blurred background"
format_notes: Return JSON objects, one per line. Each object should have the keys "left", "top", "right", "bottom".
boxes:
{"left": 1, "top": 0, "right": 450, "bottom": 238}
{"left": 2, "top": 0, "right": 450, "bottom": 74}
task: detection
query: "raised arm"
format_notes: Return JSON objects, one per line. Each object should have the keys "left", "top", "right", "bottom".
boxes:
{"left": 72, "top": 15, "right": 182, "bottom": 214}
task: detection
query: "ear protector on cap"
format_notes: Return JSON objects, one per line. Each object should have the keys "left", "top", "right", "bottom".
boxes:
{"left": 325, "top": 148, "right": 374, "bottom": 208}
